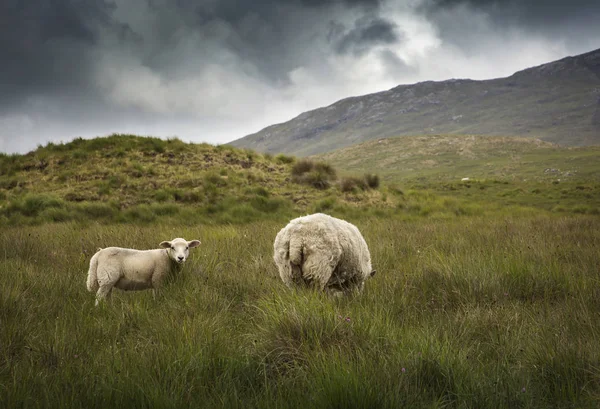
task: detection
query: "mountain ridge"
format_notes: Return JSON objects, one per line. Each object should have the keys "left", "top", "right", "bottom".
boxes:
{"left": 230, "top": 48, "right": 600, "bottom": 156}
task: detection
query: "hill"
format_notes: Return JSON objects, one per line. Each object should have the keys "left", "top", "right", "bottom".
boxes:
{"left": 0, "top": 134, "right": 391, "bottom": 226}
{"left": 316, "top": 134, "right": 600, "bottom": 214}
{"left": 230, "top": 48, "right": 600, "bottom": 156}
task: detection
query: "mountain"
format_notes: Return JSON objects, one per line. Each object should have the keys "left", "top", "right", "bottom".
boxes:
{"left": 230, "top": 48, "right": 600, "bottom": 156}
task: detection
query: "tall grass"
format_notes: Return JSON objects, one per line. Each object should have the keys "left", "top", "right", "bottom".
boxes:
{"left": 1, "top": 215, "right": 599, "bottom": 408}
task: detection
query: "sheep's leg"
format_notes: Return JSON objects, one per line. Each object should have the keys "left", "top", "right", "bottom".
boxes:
{"left": 151, "top": 273, "right": 163, "bottom": 301}
{"left": 302, "top": 256, "right": 334, "bottom": 292}
{"left": 95, "top": 285, "right": 113, "bottom": 306}
{"left": 95, "top": 268, "right": 120, "bottom": 307}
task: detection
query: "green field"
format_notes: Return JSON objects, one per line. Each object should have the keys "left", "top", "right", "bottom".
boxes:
{"left": 1, "top": 134, "right": 600, "bottom": 408}
{"left": 1, "top": 216, "right": 599, "bottom": 408}
{"left": 317, "top": 134, "right": 600, "bottom": 215}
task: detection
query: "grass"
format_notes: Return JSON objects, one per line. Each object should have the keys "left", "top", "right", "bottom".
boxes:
{"left": 2, "top": 133, "right": 600, "bottom": 407}
{"left": 1, "top": 215, "right": 599, "bottom": 408}
{"left": 317, "top": 135, "right": 600, "bottom": 215}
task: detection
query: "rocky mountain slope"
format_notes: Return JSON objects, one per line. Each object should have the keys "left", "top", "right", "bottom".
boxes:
{"left": 230, "top": 48, "right": 600, "bottom": 156}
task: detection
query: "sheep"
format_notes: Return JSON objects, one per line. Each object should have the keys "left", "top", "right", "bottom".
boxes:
{"left": 86, "top": 238, "right": 201, "bottom": 306}
{"left": 273, "top": 213, "right": 376, "bottom": 297}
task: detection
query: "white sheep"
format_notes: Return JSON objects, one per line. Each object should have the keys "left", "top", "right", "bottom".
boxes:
{"left": 273, "top": 213, "right": 376, "bottom": 296}
{"left": 86, "top": 238, "right": 201, "bottom": 306}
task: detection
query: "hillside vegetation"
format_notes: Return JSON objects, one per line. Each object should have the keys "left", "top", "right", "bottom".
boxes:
{"left": 0, "top": 134, "right": 395, "bottom": 226}
{"left": 316, "top": 134, "right": 600, "bottom": 215}
{"left": 230, "top": 48, "right": 600, "bottom": 156}
{"left": 3, "top": 134, "right": 578, "bottom": 227}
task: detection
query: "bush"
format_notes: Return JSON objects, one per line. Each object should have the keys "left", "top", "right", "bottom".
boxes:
{"left": 291, "top": 159, "right": 337, "bottom": 190}
{"left": 364, "top": 173, "right": 380, "bottom": 189}
{"left": 340, "top": 177, "right": 367, "bottom": 193}
{"left": 18, "top": 194, "right": 65, "bottom": 217}
{"left": 291, "top": 159, "right": 314, "bottom": 176}
{"left": 275, "top": 154, "right": 295, "bottom": 164}
{"left": 154, "top": 189, "right": 172, "bottom": 202}
{"left": 304, "top": 170, "right": 333, "bottom": 190}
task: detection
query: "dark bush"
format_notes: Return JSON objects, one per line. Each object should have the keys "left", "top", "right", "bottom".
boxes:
{"left": 291, "top": 159, "right": 314, "bottom": 176}
{"left": 291, "top": 159, "right": 337, "bottom": 190}
{"left": 275, "top": 154, "right": 295, "bottom": 164}
{"left": 364, "top": 173, "right": 380, "bottom": 189}
{"left": 340, "top": 177, "right": 367, "bottom": 193}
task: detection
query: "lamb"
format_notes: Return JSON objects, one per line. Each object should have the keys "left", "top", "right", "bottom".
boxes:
{"left": 273, "top": 213, "right": 376, "bottom": 296}
{"left": 86, "top": 238, "right": 201, "bottom": 306}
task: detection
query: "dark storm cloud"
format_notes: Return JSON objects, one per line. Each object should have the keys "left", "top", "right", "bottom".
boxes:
{"left": 418, "top": 0, "right": 600, "bottom": 58}
{"left": 333, "top": 16, "right": 400, "bottom": 56}
{"left": 421, "top": 0, "right": 600, "bottom": 27}
{"left": 0, "top": 1, "right": 115, "bottom": 107}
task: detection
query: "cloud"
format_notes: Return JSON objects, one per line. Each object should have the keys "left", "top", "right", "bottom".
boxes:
{"left": 332, "top": 16, "right": 401, "bottom": 56}
{"left": 0, "top": 0, "right": 599, "bottom": 153}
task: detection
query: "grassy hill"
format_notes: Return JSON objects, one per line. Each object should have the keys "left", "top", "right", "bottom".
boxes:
{"left": 230, "top": 48, "right": 600, "bottom": 156}
{"left": 0, "top": 134, "right": 397, "bottom": 226}
{"left": 1, "top": 134, "right": 597, "bottom": 226}
{"left": 316, "top": 134, "right": 600, "bottom": 215}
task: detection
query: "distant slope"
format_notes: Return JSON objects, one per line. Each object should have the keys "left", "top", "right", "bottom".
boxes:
{"left": 230, "top": 48, "right": 600, "bottom": 156}
{"left": 315, "top": 134, "right": 600, "bottom": 214}
{"left": 315, "top": 134, "right": 600, "bottom": 182}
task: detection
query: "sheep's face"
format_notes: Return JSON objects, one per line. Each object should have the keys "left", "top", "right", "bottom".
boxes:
{"left": 160, "top": 238, "right": 201, "bottom": 264}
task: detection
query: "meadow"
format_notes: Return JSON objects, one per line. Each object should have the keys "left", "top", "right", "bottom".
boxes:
{"left": 1, "top": 214, "right": 599, "bottom": 408}
{"left": 1, "top": 135, "right": 599, "bottom": 408}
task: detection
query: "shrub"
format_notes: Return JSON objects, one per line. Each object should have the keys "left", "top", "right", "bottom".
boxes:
{"left": 154, "top": 189, "right": 172, "bottom": 202}
{"left": 364, "top": 173, "right": 380, "bottom": 189}
{"left": 291, "top": 159, "right": 337, "bottom": 190}
{"left": 291, "top": 159, "right": 314, "bottom": 176}
{"left": 314, "top": 162, "right": 336, "bottom": 178}
{"left": 340, "top": 177, "right": 367, "bottom": 193}
{"left": 19, "top": 194, "right": 65, "bottom": 217}
{"left": 275, "top": 154, "right": 295, "bottom": 164}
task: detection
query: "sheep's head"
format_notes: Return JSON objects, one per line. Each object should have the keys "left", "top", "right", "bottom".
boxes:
{"left": 160, "top": 238, "right": 201, "bottom": 264}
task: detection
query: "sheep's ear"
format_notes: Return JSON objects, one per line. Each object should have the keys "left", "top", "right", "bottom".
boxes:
{"left": 370, "top": 270, "right": 377, "bottom": 277}
{"left": 159, "top": 241, "right": 171, "bottom": 248}
{"left": 188, "top": 240, "right": 201, "bottom": 248}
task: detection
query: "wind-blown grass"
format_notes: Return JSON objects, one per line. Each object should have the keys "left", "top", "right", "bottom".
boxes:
{"left": 1, "top": 215, "right": 599, "bottom": 408}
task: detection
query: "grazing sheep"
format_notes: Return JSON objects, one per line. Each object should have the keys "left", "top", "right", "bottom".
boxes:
{"left": 273, "top": 213, "right": 376, "bottom": 296}
{"left": 86, "top": 238, "right": 201, "bottom": 306}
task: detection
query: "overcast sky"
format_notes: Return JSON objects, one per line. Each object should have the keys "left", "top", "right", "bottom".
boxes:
{"left": 1, "top": 0, "right": 599, "bottom": 154}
